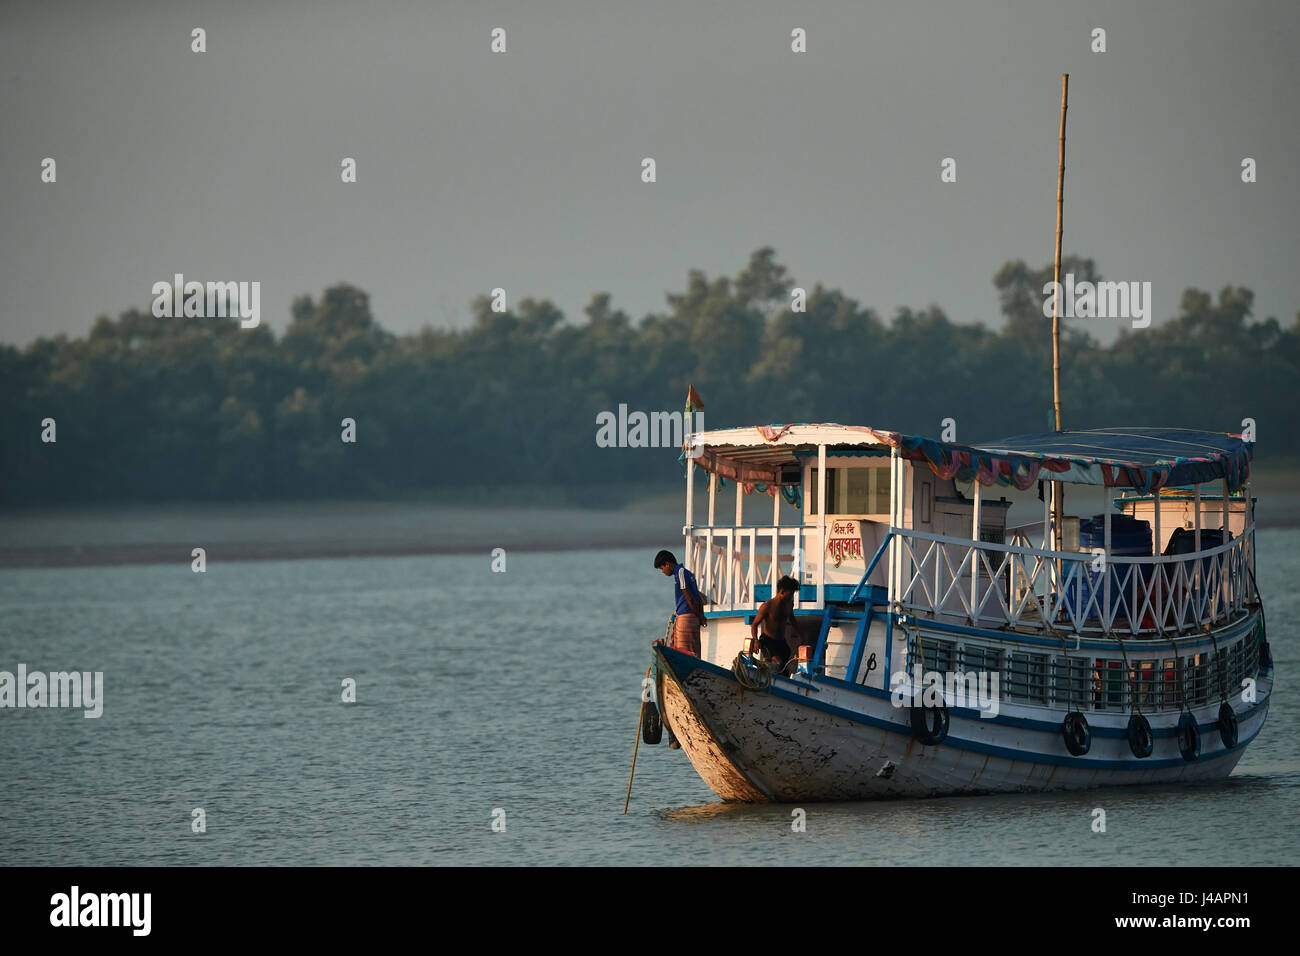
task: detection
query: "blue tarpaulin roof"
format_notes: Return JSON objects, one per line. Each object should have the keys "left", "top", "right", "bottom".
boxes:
{"left": 978, "top": 427, "right": 1244, "bottom": 466}
{"left": 865, "top": 426, "right": 1252, "bottom": 492}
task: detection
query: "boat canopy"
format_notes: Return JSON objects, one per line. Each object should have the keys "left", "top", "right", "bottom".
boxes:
{"left": 687, "top": 424, "right": 1252, "bottom": 494}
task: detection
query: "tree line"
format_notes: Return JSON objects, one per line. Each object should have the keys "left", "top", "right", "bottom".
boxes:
{"left": 2, "top": 248, "right": 1295, "bottom": 505}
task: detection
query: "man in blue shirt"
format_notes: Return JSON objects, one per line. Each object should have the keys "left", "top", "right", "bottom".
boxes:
{"left": 653, "top": 550, "right": 705, "bottom": 657}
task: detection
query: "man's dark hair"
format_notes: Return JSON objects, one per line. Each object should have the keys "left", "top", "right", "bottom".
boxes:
{"left": 653, "top": 550, "right": 677, "bottom": 569}
{"left": 777, "top": 575, "right": 799, "bottom": 594}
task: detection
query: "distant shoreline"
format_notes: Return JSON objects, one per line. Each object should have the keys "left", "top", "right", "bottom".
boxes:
{"left": 0, "top": 535, "right": 679, "bottom": 569}
{"left": 1, "top": 485, "right": 1296, "bottom": 570}
{"left": 0, "top": 500, "right": 687, "bottom": 570}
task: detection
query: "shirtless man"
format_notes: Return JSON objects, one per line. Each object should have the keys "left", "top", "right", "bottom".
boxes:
{"left": 751, "top": 575, "right": 800, "bottom": 670}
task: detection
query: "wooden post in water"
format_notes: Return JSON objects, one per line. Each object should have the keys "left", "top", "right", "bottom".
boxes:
{"left": 624, "top": 665, "right": 652, "bottom": 813}
{"left": 1050, "top": 73, "right": 1069, "bottom": 550}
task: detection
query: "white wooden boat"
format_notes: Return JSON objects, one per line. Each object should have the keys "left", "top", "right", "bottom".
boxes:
{"left": 648, "top": 424, "right": 1271, "bottom": 801}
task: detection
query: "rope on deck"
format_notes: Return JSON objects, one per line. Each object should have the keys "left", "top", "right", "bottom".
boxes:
{"left": 732, "top": 653, "right": 772, "bottom": 691}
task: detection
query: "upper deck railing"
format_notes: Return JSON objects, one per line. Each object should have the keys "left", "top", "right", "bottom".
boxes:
{"left": 684, "top": 519, "right": 1257, "bottom": 639}
{"left": 892, "top": 524, "right": 1255, "bottom": 638}
{"left": 685, "top": 525, "right": 814, "bottom": 612}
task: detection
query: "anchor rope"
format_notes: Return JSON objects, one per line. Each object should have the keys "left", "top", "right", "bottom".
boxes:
{"left": 732, "top": 652, "right": 772, "bottom": 691}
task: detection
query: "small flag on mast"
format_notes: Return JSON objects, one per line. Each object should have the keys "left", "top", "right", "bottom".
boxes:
{"left": 681, "top": 385, "right": 705, "bottom": 462}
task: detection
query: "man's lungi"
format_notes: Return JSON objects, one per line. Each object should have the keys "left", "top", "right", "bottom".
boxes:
{"left": 670, "top": 614, "right": 701, "bottom": 657}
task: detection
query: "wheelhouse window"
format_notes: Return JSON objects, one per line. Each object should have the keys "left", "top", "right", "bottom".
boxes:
{"left": 809, "top": 465, "right": 891, "bottom": 516}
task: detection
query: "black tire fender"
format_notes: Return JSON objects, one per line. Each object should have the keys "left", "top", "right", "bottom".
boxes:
{"left": 910, "top": 701, "right": 949, "bottom": 745}
{"left": 641, "top": 699, "right": 663, "bottom": 745}
{"left": 1127, "top": 713, "right": 1154, "bottom": 759}
{"left": 1218, "top": 702, "right": 1239, "bottom": 749}
{"left": 1177, "top": 713, "right": 1199, "bottom": 762}
{"left": 1062, "top": 711, "right": 1091, "bottom": 756}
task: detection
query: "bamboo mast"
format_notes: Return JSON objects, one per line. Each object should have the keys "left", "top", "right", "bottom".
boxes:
{"left": 1050, "top": 73, "right": 1069, "bottom": 550}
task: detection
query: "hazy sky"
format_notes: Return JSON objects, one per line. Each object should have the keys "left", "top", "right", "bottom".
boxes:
{"left": 3, "top": 0, "right": 1296, "bottom": 346}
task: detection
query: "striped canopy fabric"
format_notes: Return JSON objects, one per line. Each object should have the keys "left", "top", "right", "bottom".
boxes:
{"left": 876, "top": 426, "right": 1253, "bottom": 493}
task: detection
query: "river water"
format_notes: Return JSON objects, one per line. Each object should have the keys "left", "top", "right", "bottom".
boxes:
{"left": 1, "top": 532, "right": 1296, "bottom": 865}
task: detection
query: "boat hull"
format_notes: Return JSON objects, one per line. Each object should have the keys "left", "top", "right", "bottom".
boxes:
{"left": 653, "top": 643, "right": 1270, "bottom": 802}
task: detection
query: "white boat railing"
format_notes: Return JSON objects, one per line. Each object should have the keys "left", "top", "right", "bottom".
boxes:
{"left": 685, "top": 525, "right": 819, "bottom": 612}
{"left": 683, "top": 518, "right": 1257, "bottom": 637}
{"left": 892, "top": 525, "right": 1256, "bottom": 637}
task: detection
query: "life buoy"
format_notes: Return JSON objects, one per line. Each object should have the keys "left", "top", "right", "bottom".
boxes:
{"left": 1177, "top": 713, "right": 1199, "bottom": 762}
{"left": 641, "top": 699, "right": 663, "bottom": 745}
{"left": 910, "top": 702, "right": 948, "bottom": 745}
{"left": 1218, "top": 702, "right": 1238, "bottom": 748}
{"left": 1062, "top": 712, "right": 1091, "bottom": 756}
{"left": 1127, "top": 713, "right": 1153, "bottom": 758}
